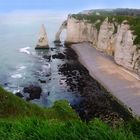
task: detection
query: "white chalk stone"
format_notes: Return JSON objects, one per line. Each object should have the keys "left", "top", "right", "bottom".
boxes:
{"left": 35, "top": 24, "right": 49, "bottom": 49}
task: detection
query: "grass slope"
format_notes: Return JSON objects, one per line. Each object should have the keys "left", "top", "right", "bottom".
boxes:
{"left": 0, "top": 87, "right": 78, "bottom": 121}
{"left": 0, "top": 87, "right": 140, "bottom": 140}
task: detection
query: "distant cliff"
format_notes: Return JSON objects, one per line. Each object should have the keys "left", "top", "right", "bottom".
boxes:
{"left": 56, "top": 13, "right": 140, "bottom": 75}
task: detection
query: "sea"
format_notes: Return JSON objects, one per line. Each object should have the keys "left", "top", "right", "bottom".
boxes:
{"left": 0, "top": 11, "right": 81, "bottom": 107}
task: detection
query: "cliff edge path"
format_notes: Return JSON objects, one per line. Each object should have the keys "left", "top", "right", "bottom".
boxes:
{"left": 72, "top": 43, "right": 140, "bottom": 117}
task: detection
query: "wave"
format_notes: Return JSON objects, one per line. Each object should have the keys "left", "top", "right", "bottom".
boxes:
{"left": 11, "top": 74, "right": 22, "bottom": 79}
{"left": 17, "top": 65, "right": 26, "bottom": 71}
{"left": 19, "top": 47, "right": 31, "bottom": 55}
{"left": 13, "top": 89, "right": 20, "bottom": 94}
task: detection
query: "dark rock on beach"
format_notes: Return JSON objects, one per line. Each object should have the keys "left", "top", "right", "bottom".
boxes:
{"left": 23, "top": 85, "right": 42, "bottom": 100}
{"left": 4, "top": 83, "right": 9, "bottom": 86}
{"left": 54, "top": 41, "right": 63, "bottom": 47}
{"left": 43, "top": 55, "right": 51, "bottom": 61}
{"left": 64, "top": 48, "right": 78, "bottom": 60}
{"left": 54, "top": 40, "right": 61, "bottom": 44}
{"left": 15, "top": 92, "right": 24, "bottom": 98}
{"left": 38, "top": 79, "right": 46, "bottom": 83}
{"left": 55, "top": 43, "right": 63, "bottom": 47}
{"left": 51, "top": 48, "right": 57, "bottom": 51}
{"left": 52, "top": 53, "right": 65, "bottom": 59}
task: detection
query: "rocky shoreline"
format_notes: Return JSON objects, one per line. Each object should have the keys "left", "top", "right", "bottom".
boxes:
{"left": 14, "top": 41, "right": 133, "bottom": 125}
{"left": 58, "top": 43, "right": 132, "bottom": 125}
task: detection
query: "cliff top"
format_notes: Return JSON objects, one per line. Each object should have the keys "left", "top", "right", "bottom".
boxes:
{"left": 79, "top": 8, "right": 140, "bottom": 17}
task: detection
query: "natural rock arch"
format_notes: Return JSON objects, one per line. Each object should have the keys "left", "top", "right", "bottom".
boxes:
{"left": 55, "top": 20, "right": 67, "bottom": 42}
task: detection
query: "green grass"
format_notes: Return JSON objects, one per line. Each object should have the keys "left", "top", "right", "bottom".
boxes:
{"left": 71, "top": 14, "right": 140, "bottom": 47}
{"left": 0, "top": 87, "right": 78, "bottom": 121}
{"left": 0, "top": 118, "right": 140, "bottom": 140}
{"left": 0, "top": 87, "right": 140, "bottom": 140}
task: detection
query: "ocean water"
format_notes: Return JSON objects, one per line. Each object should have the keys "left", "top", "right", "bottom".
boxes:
{"left": 0, "top": 12, "right": 82, "bottom": 107}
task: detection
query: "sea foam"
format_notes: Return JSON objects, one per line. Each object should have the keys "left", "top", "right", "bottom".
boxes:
{"left": 19, "top": 47, "right": 31, "bottom": 55}
{"left": 11, "top": 74, "right": 22, "bottom": 79}
{"left": 17, "top": 65, "right": 26, "bottom": 71}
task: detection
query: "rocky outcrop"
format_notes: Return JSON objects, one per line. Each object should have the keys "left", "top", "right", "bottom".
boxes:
{"left": 97, "top": 17, "right": 115, "bottom": 56}
{"left": 114, "top": 21, "right": 136, "bottom": 70}
{"left": 65, "top": 16, "right": 98, "bottom": 44}
{"left": 133, "top": 50, "right": 140, "bottom": 74}
{"left": 94, "top": 19, "right": 140, "bottom": 73}
{"left": 23, "top": 85, "right": 42, "bottom": 100}
{"left": 55, "top": 21, "right": 67, "bottom": 42}
{"left": 57, "top": 15, "right": 140, "bottom": 75}
{"left": 35, "top": 24, "right": 49, "bottom": 49}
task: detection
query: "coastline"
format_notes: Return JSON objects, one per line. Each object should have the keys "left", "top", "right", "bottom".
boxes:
{"left": 71, "top": 42, "right": 140, "bottom": 118}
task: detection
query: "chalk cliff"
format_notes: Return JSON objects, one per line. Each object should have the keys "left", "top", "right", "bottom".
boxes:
{"left": 56, "top": 15, "right": 140, "bottom": 75}
{"left": 64, "top": 16, "right": 98, "bottom": 44}
{"left": 96, "top": 17, "right": 115, "bottom": 56}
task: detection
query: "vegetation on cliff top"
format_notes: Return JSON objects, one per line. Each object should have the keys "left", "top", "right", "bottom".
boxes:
{"left": 71, "top": 13, "right": 140, "bottom": 47}
{"left": 0, "top": 87, "right": 140, "bottom": 140}
{"left": 79, "top": 8, "right": 140, "bottom": 17}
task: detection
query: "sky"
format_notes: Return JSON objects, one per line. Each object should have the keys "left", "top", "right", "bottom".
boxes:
{"left": 0, "top": 0, "right": 140, "bottom": 14}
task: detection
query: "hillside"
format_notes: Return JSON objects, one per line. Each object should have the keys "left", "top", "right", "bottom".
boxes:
{"left": 0, "top": 87, "right": 140, "bottom": 140}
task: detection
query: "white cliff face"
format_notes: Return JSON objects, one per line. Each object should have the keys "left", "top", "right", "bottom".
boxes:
{"left": 57, "top": 16, "right": 140, "bottom": 75}
{"left": 133, "top": 50, "right": 140, "bottom": 74}
{"left": 36, "top": 24, "right": 49, "bottom": 49}
{"left": 65, "top": 17, "right": 97, "bottom": 43}
{"left": 114, "top": 22, "right": 137, "bottom": 70}
{"left": 65, "top": 17, "right": 116, "bottom": 55}
{"left": 97, "top": 18, "right": 115, "bottom": 56}
{"left": 95, "top": 19, "right": 140, "bottom": 72}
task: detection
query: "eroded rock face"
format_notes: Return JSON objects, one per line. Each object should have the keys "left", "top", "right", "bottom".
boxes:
{"left": 114, "top": 22, "right": 136, "bottom": 70}
{"left": 133, "top": 50, "right": 140, "bottom": 74}
{"left": 96, "top": 19, "right": 140, "bottom": 73}
{"left": 23, "top": 85, "right": 42, "bottom": 100}
{"left": 97, "top": 17, "right": 115, "bottom": 56}
{"left": 65, "top": 16, "right": 98, "bottom": 44}
{"left": 36, "top": 24, "right": 49, "bottom": 49}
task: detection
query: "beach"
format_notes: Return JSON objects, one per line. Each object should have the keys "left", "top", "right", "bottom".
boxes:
{"left": 72, "top": 43, "right": 140, "bottom": 117}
